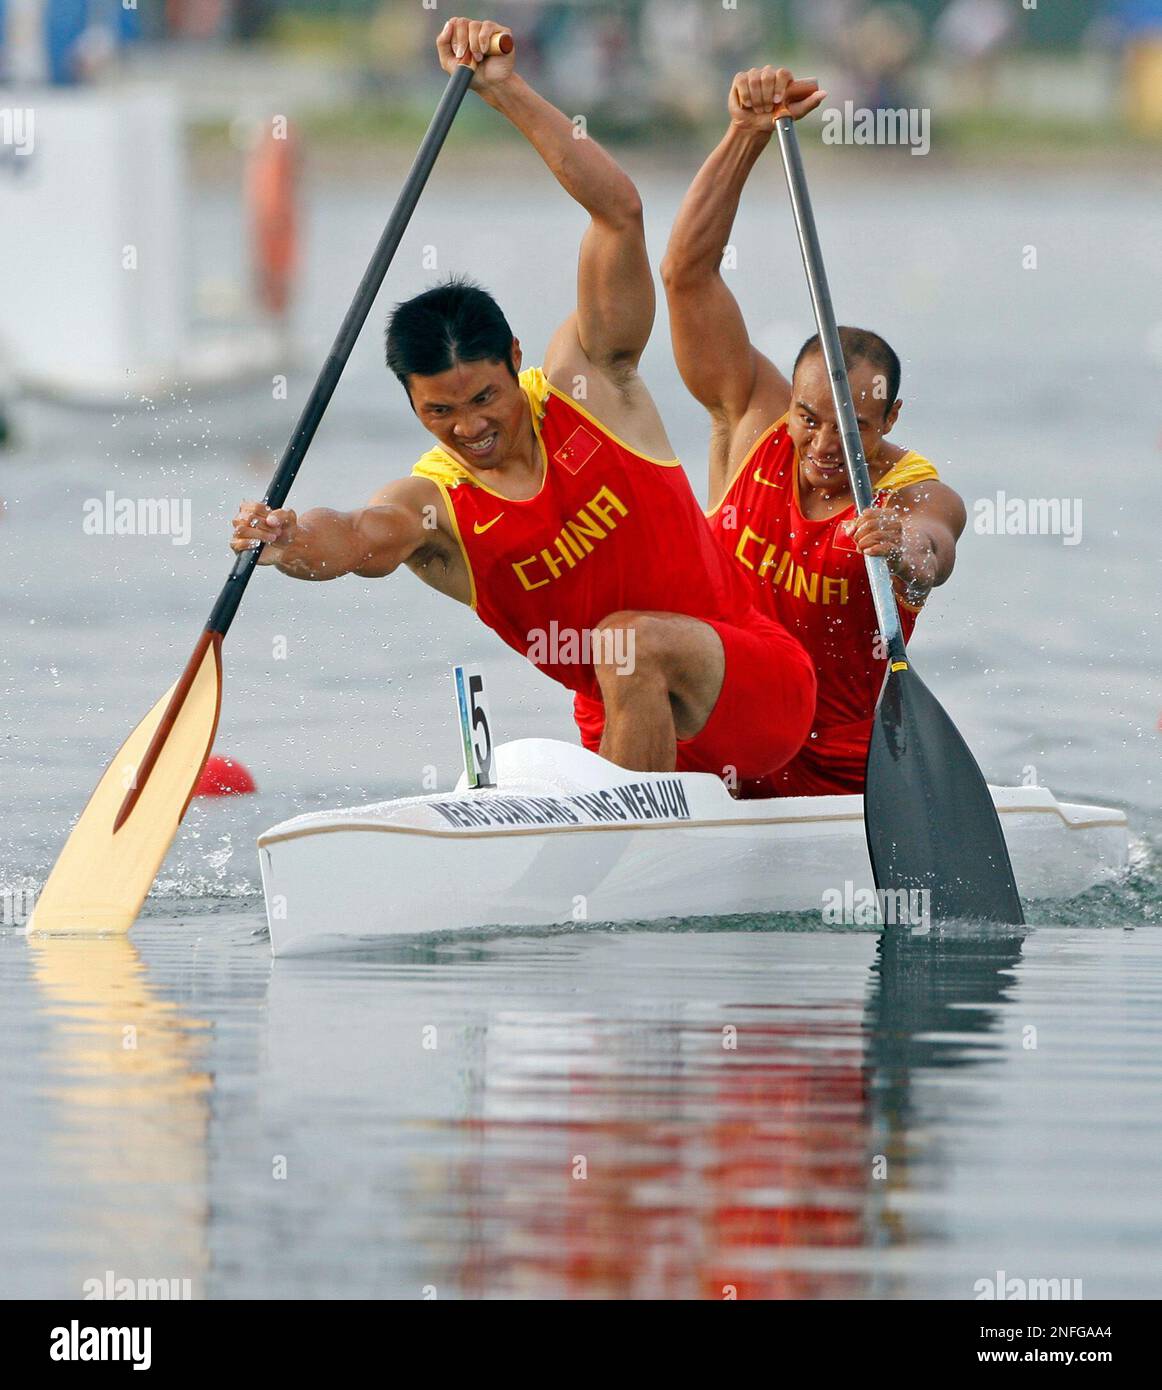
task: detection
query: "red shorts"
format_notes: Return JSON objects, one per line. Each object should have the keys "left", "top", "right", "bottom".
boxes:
{"left": 740, "top": 717, "right": 873, "bottom": 798}
{"left": 572, "top": 612, "right": 816, "bottom": 784}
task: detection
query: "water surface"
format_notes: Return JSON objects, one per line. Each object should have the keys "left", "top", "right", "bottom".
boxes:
{"left": 1, "top": 163, "right": 1159, "bottom": 1298}
{"left": 2, "top": 918, "right": 1160, "bottom": 1299}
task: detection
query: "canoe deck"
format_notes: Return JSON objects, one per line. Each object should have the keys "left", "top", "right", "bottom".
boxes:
{"left": 258, "top": 739, "right": 1129, "bottom": 956}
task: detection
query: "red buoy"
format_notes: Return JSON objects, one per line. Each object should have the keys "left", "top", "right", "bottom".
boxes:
{"left": 195, "top": 755, "right": 257, "bottom": 797}
{"left": 248, "top": 122, "right": 299, "bottom": 320}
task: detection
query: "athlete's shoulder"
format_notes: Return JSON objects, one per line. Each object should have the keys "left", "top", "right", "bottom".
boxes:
{"left": 877, "top": 457, "right": 965, "bottom": 538}
{"left": 368, "top": 472, "right": 443, "bottom": 511}
{"left": 734, "top": 410, "right": 792, "bottom": 468}
{"left": 519, "top": 365, "right": 552, "bottom": 416}
{"left": 876, "top": 449, "right": 941, "bottom": 492}
{"left": 709, "top": 412, "right": 793, "bottom": 514}
{"left": 536, "top": 364, "right": 614, "bottom": 427}
{"left": 411, "top": 446, "right": 474, "bottom": 489}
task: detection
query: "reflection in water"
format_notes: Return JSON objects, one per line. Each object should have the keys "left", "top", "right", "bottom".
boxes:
{"left": 26, "top": 935, "right": 212, "bottom": 1299}
{"left": 443, "top": 1004, "right": 871, "bottom": 1299}
{"left": 866, "top": 925, "right": 1026, "bottom": 1110}
{"left": 17, "top": 922, "right": 1155, "bottom": 1300}
{"left": 391, "top": 927, "right": 1026, "bottom": 1298}
{"left": 862, "top": 925, "right": 1027, "bottom": 1285}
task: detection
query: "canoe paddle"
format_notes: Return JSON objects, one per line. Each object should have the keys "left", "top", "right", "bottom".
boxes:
{"left": 28, "top": 33, "right": 514, "bottom": 936}
{"left": 773, "top": 113, "right": 1024, "bottom": 925}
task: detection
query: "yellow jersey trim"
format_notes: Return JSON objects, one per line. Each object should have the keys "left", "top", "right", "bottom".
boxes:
{"left": 542, "top": 380, "right": 680, "bottom": 468}
{"left": 876, "top": 452, "right": 941, "bottom": 614}
{"left": 879, "top": 454, "right": 938, "bottom": 614}
{"left": 409, "top": 367, "right": 683, "bottom": 495}
{"left": 875, "top": 453, "right": 940, "bottom": 493}
{"left": 705, "top": 414, "right": 790, "bottom": 518}
{"left": 426, "top": 475, "right": 478, "bottom": 612}
{"left": 791, "top": 449, "right": 938, "bottom": 518}
{"left": 410, "top": 367, "right": 551, "bottom": 500}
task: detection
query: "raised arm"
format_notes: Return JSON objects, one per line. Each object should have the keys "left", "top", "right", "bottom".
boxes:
{"left": 437, "top": 17, "right": 653, "bottom": 387}
{"left": 661, "top": 68, "right": 824, "bottom": 485}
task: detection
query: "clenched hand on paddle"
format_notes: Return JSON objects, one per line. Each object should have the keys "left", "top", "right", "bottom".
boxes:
{"left": 770, "top": 90, "right": 1024, "bottom": 924}
{"left": 29, "top": 28, "right": 514, "bottom": 935}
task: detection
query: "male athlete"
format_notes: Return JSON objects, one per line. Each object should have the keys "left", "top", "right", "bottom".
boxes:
{"left": 231, "top": 22, "right": 815, "bottom": 781}
{"left": 661, "top": 64, "right": 966, "bottom": 796}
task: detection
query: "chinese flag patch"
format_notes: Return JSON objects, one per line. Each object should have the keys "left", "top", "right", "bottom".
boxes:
{"left": 833, "top": 495, "right": 886, "bottom": 553}
{"left": 554, "top": 425, "right": 601, "bottom": 474}
{"left": 832, "top": 520, "right": 859, "bottom": 554}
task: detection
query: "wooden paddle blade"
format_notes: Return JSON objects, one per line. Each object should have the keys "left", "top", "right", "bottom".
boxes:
{"left": 865, "top": 663, "right": 1025, "bottom": 925}
{"left": 28, "top": 635, "right": 223, "bottom": 935}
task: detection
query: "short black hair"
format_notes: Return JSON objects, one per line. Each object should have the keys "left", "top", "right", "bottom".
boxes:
{"left": 793, "top": 327, "right": 901, "bottom": 417}
{"left": 384, "top": 275, "right": 518, "bottom": 391}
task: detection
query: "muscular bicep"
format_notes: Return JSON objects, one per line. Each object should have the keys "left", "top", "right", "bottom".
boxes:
{"left": 663, "top": 265, "right": 791, "bottom": 427}
{"left": 569, "top": 207, "right": 655, "bottom": 382}
{"left": 350, "top": 481, "right": 431, "bottom": 578}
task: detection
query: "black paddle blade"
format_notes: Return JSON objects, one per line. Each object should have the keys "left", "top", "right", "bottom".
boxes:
{"left": 865, "top": 664, "right": 1025, "bottom": 925}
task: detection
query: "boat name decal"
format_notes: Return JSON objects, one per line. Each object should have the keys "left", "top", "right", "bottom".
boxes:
{"left": 427, "top": 780, "right": 691, "bottom": 830}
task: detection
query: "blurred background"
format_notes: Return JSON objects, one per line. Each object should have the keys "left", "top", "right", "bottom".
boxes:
{"left": 2, "top": 0, "right": 1161, "bottom": 143}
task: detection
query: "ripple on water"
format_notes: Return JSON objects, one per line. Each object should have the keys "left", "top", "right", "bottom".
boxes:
{"left": 3, "top": 922, "right": 1161, "bottom": 1299}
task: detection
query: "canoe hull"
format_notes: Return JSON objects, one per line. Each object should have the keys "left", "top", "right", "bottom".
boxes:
{"left": 257, "top": 740, "right": 1129, "bottom": 956}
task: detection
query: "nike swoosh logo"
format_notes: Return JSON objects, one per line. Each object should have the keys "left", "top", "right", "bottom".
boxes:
{"left": 752, "top": 466, "right": 783, "bottom": 489}
{"left": 473, "top": 515, "right": 504, "bottom": 535}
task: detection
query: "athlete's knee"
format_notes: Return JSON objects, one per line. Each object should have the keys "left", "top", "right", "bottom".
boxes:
{"left": 592, "top": 611, "right": 666, "bottom": 690}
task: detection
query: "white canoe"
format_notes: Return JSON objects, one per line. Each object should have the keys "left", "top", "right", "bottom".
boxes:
{"left": 257, "top": 739, "right": 1129, "bottom": 956}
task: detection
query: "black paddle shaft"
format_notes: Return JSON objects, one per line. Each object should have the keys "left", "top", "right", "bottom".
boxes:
{"left": 774, "top": 114, "right": 1024, "bottom": 925}
{"left": 206, "top": 61, "right": 476, "bottom": 636}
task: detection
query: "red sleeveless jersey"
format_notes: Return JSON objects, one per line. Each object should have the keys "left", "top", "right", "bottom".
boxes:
{"left": 414, "top": 369, "right": 761, "bottom": 703}
{"left": 706, "top": 418, "right": 939, "bottom": 791}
